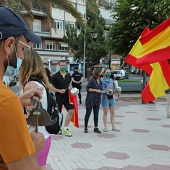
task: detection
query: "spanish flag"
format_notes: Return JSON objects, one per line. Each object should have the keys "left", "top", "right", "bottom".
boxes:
{"left": 124, "top": 27, "right": 170, "bottom": 103}
{"left": 136, "top": 18, "right": 170, "bottom": 66}
{"left": 68, "top": 90, "right": 79, "bottom": 128}
{"left": 142, "top": 61, "right": 170, "bottom": 102}
{"left": 124, "top": 27, "right": 153, "bottom": 76}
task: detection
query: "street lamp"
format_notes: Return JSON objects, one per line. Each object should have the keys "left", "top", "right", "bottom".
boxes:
{"left": 90, "top": 30, "right": 99, "bottom": 41}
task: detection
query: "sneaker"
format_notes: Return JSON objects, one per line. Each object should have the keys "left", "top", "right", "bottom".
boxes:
{"left": 62, "top": 128, "right": 72, "bottom": 137}
{"left": 58, "top": 129, "right": 62, "bottom": 135}
{"left": 84, "top": 129, "right": 88, "bottom": 133}
{"left": 94, "top": 128, "right": 101, "bottom": 133}
{"left": 103, "top": 128, "right": 108, "bottom": 132}
{"left": 112, "top": 128, "right": 120, "bottom": 132}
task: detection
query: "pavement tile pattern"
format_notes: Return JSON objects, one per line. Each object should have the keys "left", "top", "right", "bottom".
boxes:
{"left": 46, "top": 92, "right": 170, "bottom": 170}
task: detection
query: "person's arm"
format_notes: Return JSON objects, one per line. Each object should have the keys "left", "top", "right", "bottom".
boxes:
{"left": 78, "top": 76, "right": 84, "bottom": 84}
{"left": 6, "top": 153, "right": 40, "bottom": 170}
{"left": 19, "top": 87, "right": 43, "bottom": 107}
{"left": 71, "top": 77, "right": 77, "bottom": 84}
{"left": 0, "top": 96, "right": 44, "bottom": 170}
{"left": 88, "top": 88, "right": 105, "bottom": 93}
{"left": 87, "top": 79, "right": 106, "bottom": 93}
{"left": 48, "top": 84, "right": 66, "bottom": 94}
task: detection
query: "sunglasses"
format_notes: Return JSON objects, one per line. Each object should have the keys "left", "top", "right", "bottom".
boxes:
{"left": 15, "top": 39, "right": 32, "bottom": 51}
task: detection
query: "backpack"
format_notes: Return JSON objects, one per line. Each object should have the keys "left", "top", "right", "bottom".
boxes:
{"left": 27, "top": 77, "right": 62, "bottom": 135}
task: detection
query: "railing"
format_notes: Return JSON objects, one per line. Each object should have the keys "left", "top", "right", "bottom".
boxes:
{"left": 32, "top": 25, "right": 50, "bottom": 35}
{"left": 99, "top": 0, "right": 115, "bottom": 10}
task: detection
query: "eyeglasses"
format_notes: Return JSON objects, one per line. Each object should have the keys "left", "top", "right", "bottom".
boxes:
{"left": 106, "top": 72, "right": 111, "bottom": 73}
{"left": 15, "top": 39, "right": 32, "bottom": 51}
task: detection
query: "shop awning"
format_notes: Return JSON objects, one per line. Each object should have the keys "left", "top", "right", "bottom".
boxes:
{"left": 59, "top": 42, "right": 68, "bottom": 47}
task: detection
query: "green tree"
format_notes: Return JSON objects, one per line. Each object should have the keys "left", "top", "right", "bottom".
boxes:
{"left": 108, "top": 0, "right": 170, "bottom": 60}
{"left": 0, "top": 0, "right": 84, "bottom": 25}
{"left": 64, "top": 0, "right": 107, "bottom": 79}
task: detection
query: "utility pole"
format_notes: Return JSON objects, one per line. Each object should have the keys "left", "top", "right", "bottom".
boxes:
{"left": 83, "top": 0, "right": 86, "bottom": 80}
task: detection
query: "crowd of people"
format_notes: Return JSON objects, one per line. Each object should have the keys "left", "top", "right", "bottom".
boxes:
{"left": 1, "top": 5, "right": 170, "bottom": 170}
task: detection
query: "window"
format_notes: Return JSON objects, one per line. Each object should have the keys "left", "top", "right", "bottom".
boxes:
{"left": 58, "top": 42, "right": 68, "bottom": 51}
{"left": 33, "top": 43, "right": 42, "bottom": 50}
{"left": 55, "top": 20, "right": 63, "bottom": 30}
{"left": 69, "top": 22, "right": 75, "bottom": 28}
{"left": 33, "top": 19, "right": 41, "bottom": 32}
{"left": 45, "top": 41, "right": 56, "bottom": 50}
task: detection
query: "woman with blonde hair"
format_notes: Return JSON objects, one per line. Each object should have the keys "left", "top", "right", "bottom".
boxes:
{"left": 20, "top": 49, "right": 53, "bottom": 170}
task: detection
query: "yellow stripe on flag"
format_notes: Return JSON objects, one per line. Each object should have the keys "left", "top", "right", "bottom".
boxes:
{"left": 139, "top": 26, "right": 170, "bottom": 58}
{"left": 149, "top": 62, "right": 169, "bottom": 98}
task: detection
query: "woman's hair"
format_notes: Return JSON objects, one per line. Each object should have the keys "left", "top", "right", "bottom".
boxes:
{"left": 104, "top": 68, "right": 111, "bottom": 73}
{"left": 92, "top": 69, "right": 101, "bottom": 79}
{"left": 45, "top": 68, "right": 51, "bottom": 79}
{"left": 19, "top": 49, "right": 50, "bottom": 89}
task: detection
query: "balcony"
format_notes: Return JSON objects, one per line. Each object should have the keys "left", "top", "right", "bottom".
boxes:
{"left": 32, "top": 25, "right": 50, "bottom": 37}
{"left": 99, "top": 0, "right": 115, "bottom": 10}
{"left": 19, "top": 3, "right": 49, "bottom": 17}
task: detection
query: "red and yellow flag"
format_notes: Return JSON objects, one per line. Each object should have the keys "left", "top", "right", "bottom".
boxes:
{"left": 68, "top": 90, "right": 79, "bottom": 128}
{"left": 124, "top": 27, "right": 153, "bottom": 76}
{"left": 124, "top": 27, "right": 170, "bottom": 103}
{"left": 142, "top": 61, "right": 170, "bottom": 102}
{"left": 136, "top": 18, "right": 170, "bottom": 66}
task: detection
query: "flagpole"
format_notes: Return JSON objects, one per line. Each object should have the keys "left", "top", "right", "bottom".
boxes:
{"left": 142, "top": 71, "right": 147, "bottom": 104}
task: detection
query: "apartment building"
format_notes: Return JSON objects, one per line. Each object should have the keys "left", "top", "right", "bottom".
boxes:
{"left": 23, "top": 0, "right": 117, "bottom": 73}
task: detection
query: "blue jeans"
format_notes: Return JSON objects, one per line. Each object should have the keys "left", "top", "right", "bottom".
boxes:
{"left": 84, "top": 105, "right": 100, "bottom": 128}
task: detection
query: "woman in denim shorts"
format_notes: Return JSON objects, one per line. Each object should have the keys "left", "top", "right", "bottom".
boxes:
{"left": 101, "top": 68, "right": 120, "bottom": 132}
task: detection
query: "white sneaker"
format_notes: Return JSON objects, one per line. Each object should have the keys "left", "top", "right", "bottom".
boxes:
{"left": 103, "top": 128, "right": 108, "bottom": 132}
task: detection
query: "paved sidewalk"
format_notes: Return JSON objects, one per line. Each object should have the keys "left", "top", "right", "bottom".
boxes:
{"left": 46, "top": 92, "right": 170, "bottom": 170}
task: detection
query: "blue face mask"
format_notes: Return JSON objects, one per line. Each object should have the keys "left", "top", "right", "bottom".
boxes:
{"left": 4, "top": 66, "right": 15, "bottom": 76}
{"left": 17, "top": 58, "right": 22, "bottom": 70}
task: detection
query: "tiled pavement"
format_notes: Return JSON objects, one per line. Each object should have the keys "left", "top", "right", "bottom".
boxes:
{"left": 46, "top": 92, "right": 170, "bottom": 170}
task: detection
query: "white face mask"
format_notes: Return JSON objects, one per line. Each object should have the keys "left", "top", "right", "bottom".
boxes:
{"left": 4, "top": 65, "right": 15, "bottom": 76}
{"left": 4, "top": 43, "right": 21, "bottom": 77}
{"left": 4, "top": 55, "right": 15, "bottom": 77}
{"left": 17, "top": 58, "right": 22, "bottom": 70}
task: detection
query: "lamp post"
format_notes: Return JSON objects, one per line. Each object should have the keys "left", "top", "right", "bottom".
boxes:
{"left": 84, "top": 30, "right": 99, "bottom": 79}
{"left": 83, "top": 0, "right": 87, "bottom": 79}
{"left": 90, "top": 30, "right": 99, "bottom": 41}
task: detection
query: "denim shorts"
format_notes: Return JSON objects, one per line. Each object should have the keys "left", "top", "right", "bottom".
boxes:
{"left": 101, "top": 94, "right": 115, "bottom": 108}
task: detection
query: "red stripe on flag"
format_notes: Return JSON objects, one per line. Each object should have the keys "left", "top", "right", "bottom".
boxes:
{"left": 141, "top": 84, "right": 156, "bottom": 103}
{"left": 124, "top": 54, "right": 153, "bottom": 76}
{"left": 159, "top": 61, "right": 170, "bottom": 86}
{"left": 136, "top": 46, "right": 170, "bottom": 66}
{"left": 68, "top": 90, "right": 79, "bottom": 128}
{"left": 140, "top": 18, "right": 170, "bottom": 45}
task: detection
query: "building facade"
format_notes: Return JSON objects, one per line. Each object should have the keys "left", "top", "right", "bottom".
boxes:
{"left": 22, "top": 0, "right": 119, "bottom": 74}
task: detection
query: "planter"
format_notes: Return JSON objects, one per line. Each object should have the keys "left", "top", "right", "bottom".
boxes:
{"left": 118, "top": 81, "right": 142, "bottom": 92}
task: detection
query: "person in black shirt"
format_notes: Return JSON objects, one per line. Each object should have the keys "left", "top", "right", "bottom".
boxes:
{"left": 71, "top": 67, "right": 83, "bottom": 104}
{"left": 51, "top": 60, "right": 74, "bottom": 137}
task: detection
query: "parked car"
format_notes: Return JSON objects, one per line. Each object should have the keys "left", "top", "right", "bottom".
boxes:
{"left": 113, "top": 69, "right": 125, "bottom": 80}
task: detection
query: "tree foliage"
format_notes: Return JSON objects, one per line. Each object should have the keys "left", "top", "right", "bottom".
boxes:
{"left": 64, "top": 0, "right": 107, "bottom": 65}
{"left": 0, "top": 0, "right": 84, "bottom": 25}
{"left": 109, "top": 0, "right": 170, "bottom": 59}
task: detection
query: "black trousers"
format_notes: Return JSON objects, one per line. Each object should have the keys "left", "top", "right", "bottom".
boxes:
{"left": 84, "top": 105, "right": 100, "bottom": 128}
